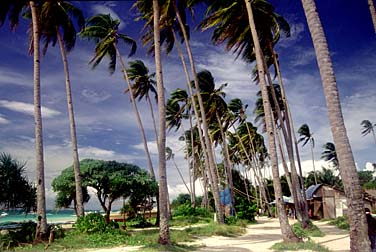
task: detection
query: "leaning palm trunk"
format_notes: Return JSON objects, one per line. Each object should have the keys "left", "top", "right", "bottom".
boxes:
{"left": 302, "top": 0, "right": 369, "bottom": 250}
{"left": 146, "top": 94, "right": 159, "bottom": 148}
{"left": 172, "top": 2, "right": 224, "bottom": 224}
{"left": 234, "top": 129, "right": 271, "bottom": 216}
{"left": 153, "top": 0, "right": 170, "bottom": 245}
{"left": 115, "top": 46, "right": 155, "bottom": 179}
{"left": 368, "top": 0, "right": 376, "bottom": 33}
{"left": 188, "top": 115, "right": 196, "bottom": 207}
{"left": 172, "top": 29, "right": 221, "bottom": 220}
{"left": 56, "top": 30, "right": 84, "bottom": 218}
{"left": 272, "top": 50, "right": 310, "bottom": 226}
{"left": 263, "top": 57, "right": 308, "bottom": 226}
{"left": 216, "top": 112, "right": 235, "bottom": 212}
{"left": 244, "top": 0, "right": 299, "bottom": 242}
{"left": 31, "top": 1, "right": 47, "bottom": 237}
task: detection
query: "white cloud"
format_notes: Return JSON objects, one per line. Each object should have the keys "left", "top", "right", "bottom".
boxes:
{"left": 81, "top": 89, "right": 112, "bottom": 103}
{"left": 0, "top": 114, "right": 10, "bottom": 124}
{"left": 91, "top": 5, "right": 126, "bottom": 30}
{"left": 0, "top": 67, "right": 31, "bottom": 87}
{"left": 0, "top": 100, "right": 61, "bottom": 118}
{"left": 278, "top": 22, "right": 305, "bottom": 48}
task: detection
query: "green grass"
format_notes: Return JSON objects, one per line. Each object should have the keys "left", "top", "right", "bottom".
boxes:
{"left": 271, "top": 241, "right": 330, "bottom": 251}
{"left": 13, "top": 222, "right": 244, "bottom": 251}
{"left": 169, "top": 215, "right": 213, "bottom": 227}
{"left": 328, "top": 216, "right": 350, "bottom": 230}
{"left": 291, "top": 222, "right": 325, "bottom": 239}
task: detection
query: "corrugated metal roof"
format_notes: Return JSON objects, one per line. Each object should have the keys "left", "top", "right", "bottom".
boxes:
{"left": 306, "top": 184, "right": 322, "bottom": 200}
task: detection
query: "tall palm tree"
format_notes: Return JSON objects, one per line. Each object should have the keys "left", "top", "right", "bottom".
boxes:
{"left": 0, "top": 0, "right": 48, "bottom": 237}
{"left": 126, "top": 60, "right": 159, "bottom": 145}
{"left": 298, "top": 124, "right": 317, "bottom": 185}
{"left": 34, "top": 0, "right": 85, "bottom": 217}
{"left": 368, "top": 0, "right": 376, "bottom": 33}
{"left": 78, "top": 15, "right": 155, "bottom": 177}
{"left": 243, "top": 0, "right": 298, "bottom": 242}
{"left": 302, "top": 0, "right": 369, "bottom": 250}
{"left": 152, "top": 0, "right": 170, "bottom": 244}
{"left": 361, "top": 120, "right": 376, "bottom": 144}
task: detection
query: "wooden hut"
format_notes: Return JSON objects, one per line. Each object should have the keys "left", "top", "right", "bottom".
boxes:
{"left": 305, "top": 184, "right": 347, "bottom": 219}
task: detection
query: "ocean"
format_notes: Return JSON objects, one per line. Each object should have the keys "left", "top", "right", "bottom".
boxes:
{"left": 0, "top": 209, "right": 79, "bottom": 225}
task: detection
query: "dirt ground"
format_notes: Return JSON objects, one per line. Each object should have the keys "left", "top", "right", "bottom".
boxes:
{"left": 83, "top": 217, "right": 350, "bottom": 252}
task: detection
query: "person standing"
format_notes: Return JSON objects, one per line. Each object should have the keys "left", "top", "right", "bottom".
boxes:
{"left": 365, "top": 208, "right": 376, "bottom": 252}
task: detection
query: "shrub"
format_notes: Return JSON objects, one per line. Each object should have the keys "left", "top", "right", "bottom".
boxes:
{"left": 291, "top": 222, "right": 325, "bottom": 240}
{"left": 235, "top": 198, "right": 257, "bottom": 221}
{"left": 128, "top": 215, "right": 153, "bottom": 228}
{"left": 75, "top": 213, "right": 110, "bottom": 234}
{"left": 0, "top": 221, "right": 36, "bottom": 250}
{"left": 328, "top": 216, "right": 349, "bottom": 230}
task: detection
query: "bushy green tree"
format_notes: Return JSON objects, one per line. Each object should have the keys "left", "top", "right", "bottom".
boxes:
{"left": 51, "top": 167, "right": 90, "bottom": 215}
{"left": 0, "top": 153, "right": 36, "bottom": 212}
{"left": 53, "top": 159, "right": 157, "bottom": 222}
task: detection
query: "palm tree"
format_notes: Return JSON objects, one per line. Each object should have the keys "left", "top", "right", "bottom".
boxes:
{"left": 368, "top": 0, "right": 376, "bottom": 33}
{"left": 243, "top": 0, "right": 298, "bottom": 242}
{"left": 34, "top": 0, "right": 85, "bottom": 217}
{"left": 0, "top": 0, "right": 48, "bottom": 237}
{"left": 126, "top": 60, "right": 159, "bottom": 144}
{"left": 302, "top": 0, "right": 369, "bottom": 250}
{"left": 298, "top": 124, "right": 317, "bottom": 185}
{"left": 78, "top": 15, "right": 156, "bottom": 177}
{"left": 152, "top": 0, "right": 170, "bottom": 244}
{"left": 361, "top": 120, "right": 376, "bottom": 144}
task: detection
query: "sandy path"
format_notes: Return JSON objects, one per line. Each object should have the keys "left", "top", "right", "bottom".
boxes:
{"left": 83, "top": 217, "right": 350, "bottom": 252}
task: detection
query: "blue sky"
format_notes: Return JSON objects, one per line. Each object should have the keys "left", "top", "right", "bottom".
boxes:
{"left": 0, "top": 1, "right": 375, "bottom": 209}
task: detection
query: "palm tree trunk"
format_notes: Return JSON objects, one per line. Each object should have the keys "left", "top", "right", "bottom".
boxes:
{"left": 310, "top": 140, "right": 318, "bottom": 185}
{"left": 272, "top": 51, "right": 310, "bottom": 227}
{"left": 172, "top": 1, "right": 224, "bottom": 224}
{"left": 216, "top": 112, "right": 235, "bottom": 214}
{"left": 153, "top": 0, "right": 170, "bottom": 244}
{"left": 114, "top": 46, "right": 155, "bottom": 179}
{"left": 172, "top": 156, "right": 191, "bottom": 194}
{"left": 263, "top": 56, "right": 308, "bottom": 225}
{"left": 234, "top": 127, "right": 271, "bottom": 215}
{"left": 368, "top": 0, "right": 376, "bottom": 33}
{"left": 147, "top": 95, "right": 159, "bottom": 147}
{"left": 244, "top": 0, "right": 299, "bottom": 242}
{"left": 56, "top": 30, "right": 84, "bottom": 218}
{"left": 372, "top": 128, "right": 376, "bottom": 145}
{"left": 188, "top": 116, "right": 196, "bottom": 207}
{"left": 302, "top": 0, "right": 369, "bottom": 250}
{"left": 30, "top": 1, "right": 47, "bottom": 237}
{"left": 171, "top": 28, "right": 222, "bottom": 221}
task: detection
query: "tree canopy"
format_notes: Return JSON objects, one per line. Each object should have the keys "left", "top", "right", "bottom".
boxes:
{"left": 53, "top": 159, "right": 158, "bottom": 221}
{"left": 0, "top": 153, "right": 36, "bottom": 212}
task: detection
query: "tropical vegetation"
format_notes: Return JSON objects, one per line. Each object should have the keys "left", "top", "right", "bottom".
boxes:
{"left": 0, "top": 0, "right": 374, "bottom": 251}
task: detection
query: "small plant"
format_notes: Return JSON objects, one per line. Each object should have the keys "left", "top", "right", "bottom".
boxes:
{"left": 128, "top": 215, "right": 153, "bottom": 228}
{"left": 75, "top": 213, "right": 110, "bottom": 234}
{"left": 173, "top": 203, "right": 211, "bottom": 218}
{"left": 271, "top": 240, "right": 330, "bottom": 251}
{"left": 291, "top": 222, "right": 324, "bottom": 240}
{"left": 328, "top": 216, "right": 350, "bottom": 230}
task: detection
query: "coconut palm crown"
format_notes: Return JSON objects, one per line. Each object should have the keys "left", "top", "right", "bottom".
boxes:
{"left": 79, "top": 14, "right": 136, "bottom": 74}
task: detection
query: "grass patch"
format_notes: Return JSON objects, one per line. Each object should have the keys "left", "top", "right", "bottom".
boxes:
{"left": 13, "top": 223, "right": 244, "bottom": 251}
{"left": 170, "top": 215, "right": 213, "bottom": 226}
{"left": 271, "top": 241, "right": 330, "bottom": 251}
{"left": 328, "top": 216, "right": 350, "bottom": 230}
{"left": 291, "top": 222, "right": 325, "bottom": 239}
